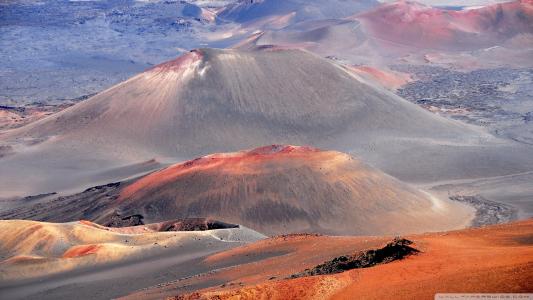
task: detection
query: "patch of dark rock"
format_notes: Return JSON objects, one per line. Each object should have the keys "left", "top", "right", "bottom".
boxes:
{"left": 524, "top": 112, "right": 533, "bottom": 123}
{"left": 513, "top": 235, "right": 533, "bottom": 245}
{"left": 71, "top": 93, "right": 97, "bottom": 102}
{"left": 0, "top": 105, "right": 25, "bottom": 112}
{"left": 82, "top": 182, "right": 121, "bottom": 193}
{"left": 104, "top": 217, "right": 240, "bottom": 231}
{"left": 273, "top": 233, "right": 323, "bottom": 241}
{"left": 22, "top": 192, "right": 57, "bottom": 201}
{"left": 449, "top": 195, "right": 517, "bottom": 227}
{"left": 152, "top": 218, "right": 239, "bottom": 232}
{"left": 289, "top": 238, "right": 418, "bottom": 278}
{"left": 393, "top": 66, "right": 533, "bottom": 145}
{"left": 278, "top": 233, "right": 322, "bottom": 238}
{"left": 105, "top": 213, "right": 145, "bottom": 227}
{"left": 0, "top": 145, "right": 14, "bottom": 158}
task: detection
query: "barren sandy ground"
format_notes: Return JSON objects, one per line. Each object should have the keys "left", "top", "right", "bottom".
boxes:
{"left": 132, "top": 220, "right": 533, "bottom": 300}
{"left": 2, "top": 218, "right": 530, "bottom": 300}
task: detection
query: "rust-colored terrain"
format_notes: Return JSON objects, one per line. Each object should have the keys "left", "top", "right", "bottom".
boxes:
{"left": 125, "top": 220, "right": 533, "bottom": 300}
{"left": 356, "top": 0, "right": 533, "bottom": 51}
{"left": 346, "top": 65, "right": 412, "bottom": 90}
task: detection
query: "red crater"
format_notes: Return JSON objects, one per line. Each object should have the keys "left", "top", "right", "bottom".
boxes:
{"left": 355, "top": 0, "right": 533, "bottom": 50}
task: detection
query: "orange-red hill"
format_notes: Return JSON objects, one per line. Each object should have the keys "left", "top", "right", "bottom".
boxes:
{"left": 112, "top": 145, "right": 471, "bottom": 236}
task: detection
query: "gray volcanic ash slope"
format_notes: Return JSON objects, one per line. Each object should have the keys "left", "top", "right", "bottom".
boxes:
{"left": 0, "top": 48, "right": 532, "bottom": 197}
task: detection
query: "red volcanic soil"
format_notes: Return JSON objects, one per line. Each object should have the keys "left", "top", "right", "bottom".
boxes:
{"left": 130, "top": 220, "right": 533, "bottom": 300}
{"left": 119, "top": 145, "right": 318, "bottom": 200}
{"left": 346, "top": 65, "right": 411, "bottom": 89}
{"left": 62, "top": 244, "right": 102, "bottom": 258}
{"left": 355, "top": 0, "right": 533, "bottom": 50}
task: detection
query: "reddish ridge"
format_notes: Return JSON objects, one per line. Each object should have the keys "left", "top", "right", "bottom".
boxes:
{"left": 148, "top": 50, "right": 204, "bottom": 73}
{"left": 118, "top": 145, "right": 321, "bottom": 201}
{"left": 62, "top": 244, "right": 102, "bottom": 258}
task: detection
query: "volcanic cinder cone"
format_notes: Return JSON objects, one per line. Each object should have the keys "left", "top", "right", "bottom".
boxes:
{"left": 113, "top": 145, "right": 473, "bottom": 235}
{"left": 1, "top": 48, "right": 532, "bottom": 197}
{"left": 1, "top": 145, "right": 473, "bottom": 236}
